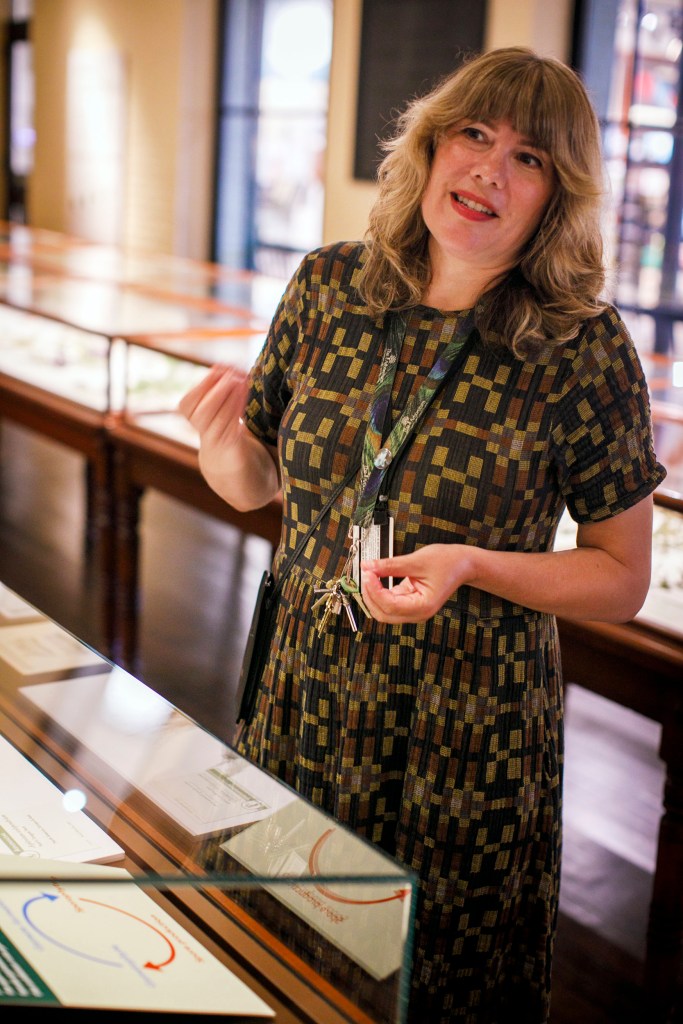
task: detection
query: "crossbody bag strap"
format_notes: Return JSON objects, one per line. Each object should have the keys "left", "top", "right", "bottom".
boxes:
{"left": 235, "top": 463, "right": 358, "bottom": 725}
{"left": 273, "top": 462, "right": 359, "bottom": 592}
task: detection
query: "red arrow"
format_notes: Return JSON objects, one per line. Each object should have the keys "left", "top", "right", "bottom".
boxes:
{"left": 308, "top": 829, "right": 411, "bottom": 905}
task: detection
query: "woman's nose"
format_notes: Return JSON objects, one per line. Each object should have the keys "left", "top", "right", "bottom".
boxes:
{"left": 472, "top": 153, "right": 505, "bottom": 188}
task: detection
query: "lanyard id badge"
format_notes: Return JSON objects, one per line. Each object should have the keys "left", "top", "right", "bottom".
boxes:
{"left": 351, "top": 502, "right": 395, "bottom": 588}
{"left": 349, "top": 308, "right": 476, "bottom": 591}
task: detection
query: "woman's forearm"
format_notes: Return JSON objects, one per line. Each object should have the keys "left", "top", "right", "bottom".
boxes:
{"left": 198, "top": 430, "right": 281, "bottom": 512}
{"left": 465, "top": 544, "right": 649, "bottom": 623}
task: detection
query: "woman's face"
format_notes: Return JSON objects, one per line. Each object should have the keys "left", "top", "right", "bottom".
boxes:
{"left": 421, "top": 120, "right": 556, "bottom": 279}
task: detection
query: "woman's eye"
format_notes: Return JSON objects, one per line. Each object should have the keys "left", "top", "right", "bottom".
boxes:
{"left": 462, "top": 126, "right": 484, "bottom": 141}
{"left": 518, "top": 151, "right": 543, "bottom": 168}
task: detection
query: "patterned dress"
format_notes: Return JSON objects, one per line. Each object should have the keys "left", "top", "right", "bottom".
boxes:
{"left": 236, "top": 242, "right": 666, "bottom": 1023}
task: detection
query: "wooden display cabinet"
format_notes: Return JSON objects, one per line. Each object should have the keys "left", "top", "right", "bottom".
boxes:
{"left": 0, "top": 582, "right": 416, "bottom": 1021}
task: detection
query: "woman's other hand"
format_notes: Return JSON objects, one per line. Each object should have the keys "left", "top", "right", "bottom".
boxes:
{"left": 361, "top": 497, "right": 654, "bottom": 625}
{"left": 360, "top": 544, "right": 472, "bottom": 622}
{"left": 179, "top": 363, "right": 249, "bottom": 454}
{"left": 178, "top": 364, "right": 279, "bottom": 511}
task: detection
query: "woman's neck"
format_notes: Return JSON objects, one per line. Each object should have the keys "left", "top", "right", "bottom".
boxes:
{"left": 422, "top": 246, "right": 510, "bottom": 311}
{"left": 421, "top": 278, "right": 481, "bottom": 311}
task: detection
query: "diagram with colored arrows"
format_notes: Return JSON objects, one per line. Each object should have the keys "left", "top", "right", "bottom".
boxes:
{"left": 223, "top": 800, "right": 415, "bottom": 981}
{"left": 0, "top": 856, "right": 273, "bottom": 1016}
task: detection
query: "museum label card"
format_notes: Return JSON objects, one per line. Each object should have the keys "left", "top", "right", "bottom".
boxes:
{"left": 223, "top": 800, "right": 415, "bottom": 981}
{"left": 0, "top": 620, "right": 105, "bottom": 685}
{"left": 0, "top": 736, "right": 124, "bottom": 864}
{"left": 0, "top": 584, "right": 45, "bottom": 626}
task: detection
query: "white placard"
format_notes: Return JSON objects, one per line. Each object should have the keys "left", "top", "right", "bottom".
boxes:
{"left": 0, "top": 736, "right": 123, "bottom": 864}
{"left": 0, "top": 856, "right": 273, "bottom": 1016}
{"left": 223, "top": 800, "right": 414, "bottom": 981}
{"left": 0, "top": 621, "right": 106, "bottom": 684}
{"left": 0, "top": 583, "right": 45, "bottom": 626}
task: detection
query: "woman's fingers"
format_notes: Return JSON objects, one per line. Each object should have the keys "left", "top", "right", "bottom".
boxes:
{"left": 360, "top": 545, "right": 462, "bottom": 622}
{"left": 178, "top": 365, "right": 249, "bottom": 443}
{"left": 178, "top": 364, "right": 229, "bottom": 418}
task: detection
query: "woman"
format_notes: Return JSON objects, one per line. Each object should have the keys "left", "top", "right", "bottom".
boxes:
{"left": 180, "top": 48, "right": 666, "bottom": 1024}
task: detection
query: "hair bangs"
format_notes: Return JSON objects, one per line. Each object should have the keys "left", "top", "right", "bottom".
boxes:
{"left": 434, "top": 55, "right": 602, "bottom": 199}
{"left": 452, "top": 60, "right": 563, "bottom": 154}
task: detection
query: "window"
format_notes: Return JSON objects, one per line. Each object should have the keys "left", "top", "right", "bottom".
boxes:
{"left": 577, "top": 0, "right": 683, "bottom": 355}
{"left": 3, "top": 0, "right": 35, "bottom": 223}
{"left": 213, "top": 0, "right": 332, "bottom": 279}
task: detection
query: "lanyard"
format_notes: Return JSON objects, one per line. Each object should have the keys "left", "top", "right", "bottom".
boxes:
{"left": 352, "top": 308, "right": 476, "bottom": 528}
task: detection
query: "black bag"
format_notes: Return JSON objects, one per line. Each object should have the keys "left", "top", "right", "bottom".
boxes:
{"left": 234, "top": 466, "right": 358, "bottom": 727}
{"left": 235, "top": 570, "right": 276, "bottom": 724}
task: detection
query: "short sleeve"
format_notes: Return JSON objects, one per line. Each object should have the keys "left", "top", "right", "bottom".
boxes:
{"left": 242, "top": 241, "right": 366, "bottom": 447}
{"left": 242, "top": 254, "right": 310, "bottom": 446}
{"left": 551, "top": 307, "right": 667, "bottom": 522}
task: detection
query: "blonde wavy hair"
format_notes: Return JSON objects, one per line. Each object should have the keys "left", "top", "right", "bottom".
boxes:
{"left": 357, "top": 47, "right": 608, "bottom": 355}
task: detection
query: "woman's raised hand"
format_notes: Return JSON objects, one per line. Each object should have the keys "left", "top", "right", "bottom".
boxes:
{"left": 178, "top": 363, "right": 250, "bottom": 454}
{"left": 178, "top": 364, "right": 279, "bottom": 511}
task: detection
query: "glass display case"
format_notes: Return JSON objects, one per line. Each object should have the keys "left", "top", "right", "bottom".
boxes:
{"left": 0, "top": 219, "right": 287, "bottom": 320}
{"left": 0, "top": 302, "right": 113, "bottom": 411}
{"left": 555, "top": 500, "right": 683, "bottom": 639}
{"left": 0, "top": 279, "right": 272, "bottom": 416}
{"left": 115, "top": 328, "right": 268, "bottom": 447}
{"left": 0, "top": 581, "right": 415, "bottom": 1021}
{"left": 0, "top": 227, "right": 286, "bottom": 669}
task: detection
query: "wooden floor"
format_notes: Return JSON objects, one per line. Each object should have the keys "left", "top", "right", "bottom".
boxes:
{"left": 0, "top": 421, "right": 670, "bottom": 1023}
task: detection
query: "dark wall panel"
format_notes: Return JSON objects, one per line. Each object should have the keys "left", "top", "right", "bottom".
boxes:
{"left": 354, "top": 0, "right": 488, "bottom": 180}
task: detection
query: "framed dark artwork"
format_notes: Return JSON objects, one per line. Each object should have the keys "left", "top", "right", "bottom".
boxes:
{"left": 354, "top": 0, "right": 488, "bottom": 181}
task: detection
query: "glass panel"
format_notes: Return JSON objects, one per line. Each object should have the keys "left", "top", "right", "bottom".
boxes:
{"left": 0, "top": 305, "right": 111, "bottom": 412}
{"left": 0, "top": 583, "right": 415, "bottom": 1020}
{"left": 602, "top": 0, "right": 683, "bottom": 351}
{"left": 253, "top": 0, "right": 331, "bottom": 268}
{"left": 121, "top": 333, "right": 265, "bottom": 431}
{"left": 253, "top": 111, "right": 327, "bottom": 251}
{"left": 576, "top": 0, "right": 683, "bottom": 456}
{"left": 619, "top": 148, "right": 672, "bottom": 305}
{"left": 214, "top": 111, "right": 258, "bottom": 269}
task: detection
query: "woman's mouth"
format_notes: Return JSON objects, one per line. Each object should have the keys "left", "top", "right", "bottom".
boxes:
{"left": 452, "top": 192, "right": 497, "bottom": 219}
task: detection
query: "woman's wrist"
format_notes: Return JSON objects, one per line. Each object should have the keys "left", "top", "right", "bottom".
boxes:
{"left": 198, "top": 432, "right": 278, "bottom": 511}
